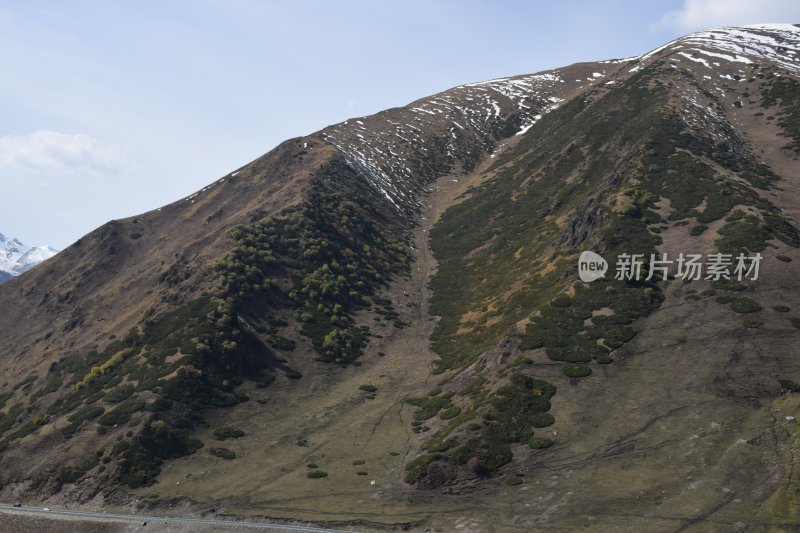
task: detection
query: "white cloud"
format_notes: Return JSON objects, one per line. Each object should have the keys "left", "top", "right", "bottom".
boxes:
{"left": 0, "top": 130, "right": 127, "bottom": 174}
{"left": 656, "top": 0, "right": 800, "bottom": 33}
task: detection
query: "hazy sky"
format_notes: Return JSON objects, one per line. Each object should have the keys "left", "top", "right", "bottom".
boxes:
{"left": 2, "top": 0, "right": 800, "bottom": 249}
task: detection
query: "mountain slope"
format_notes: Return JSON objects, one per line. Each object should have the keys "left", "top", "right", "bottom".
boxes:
{"left": 0, "top": 233, "right": 57, "bottom": 282}
{"left": 0, "top": 24, "right": 799, "bottom": 532}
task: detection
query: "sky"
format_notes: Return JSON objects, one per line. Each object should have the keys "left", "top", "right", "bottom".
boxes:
{"left": 1, "top": 0, "right": 800, "bottom": 249}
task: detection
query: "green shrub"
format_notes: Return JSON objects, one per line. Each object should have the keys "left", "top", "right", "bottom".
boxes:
{"left": 213, "top": 427, "right": 245, "bottom": 440}
{"left": 358, "top": 384, "right": 378, "bottom": 393}
{"left": 352, "top": 459, "right": 366, "bottom": 465}
{"left": 791, "top": 317, "right": 800, "bottom": 330}
{"left": 268, "top": 336, "right": 296, "bottom": 351}
{"left": 209, "top": 447, "right": 235, "bottom": 460}
{"left": 63, "top": 405, "right": 105, "bottom": 435}
{"left": 779, "top": 379, "right": 800, "bottom": 392}
{"left": 529, "top": 437, "right": 555, "bottom": 449}
{"left": 57, "top": 466, "right": 86, "bottom": 485}
{"left": 307, "top": 470, "right": 328, "bottom": 479}
{"left": 505, "top": 475, "right": 523, "bottom": 486}
{"left": 98, "top": 399, "right": 145, "bottom": 426}
{"left": 404, "top": 454, "right": 438, "bottom": 484}
{"left": 773, "top": 305, "right": 790, "bottom": 313}
{"left": 103, "top": 384, "right": 134, "bottom": 403}
{"left": 439, "top": 406, "right": 462, "bottom": 420}
{"left": 530, "top": 412, "right": 555, "bottom": 428}
{"left": 563, "top": 364, "right": 592, "bottom": 378}
{"left": 689, "top": 224, "right": 707, "bottom": 236}
{"left": 145, "top": 398, "right": 173, "bottom": 412}
{"left": 407, "top": 395, "right": 453, "bottom": 420}
{"left": 6, "top": 414, "right": 50, "bottom": 441}
{"left": 730, "top": 298, "right": 762, "bottom": 314}
{"left": 777, "top": 255, "right": 792, "bottom": 262}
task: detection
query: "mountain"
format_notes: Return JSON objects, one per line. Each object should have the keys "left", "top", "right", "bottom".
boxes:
{"left": 0, "top": 23, "right": 799, "bottom": 531}
{"left": 0, "top": 233, "right": 58, "bottom": 282}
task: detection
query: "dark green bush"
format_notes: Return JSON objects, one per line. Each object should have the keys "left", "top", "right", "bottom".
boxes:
{"left": 439, "top": 406, "right": 462, "bottom": 420}
{"left": 103, "top": 384, "right": 134, "bottom": 403}
{"left": 407, "top": 395, "right": 452, "bottom": 420}
{"left": 563, "top": 364, "right": 592, "bottom": 378}
{"left": 529, "top": 437, "right": 555, "bottom": 449}
{"left": 530, "top": 412, "right": 556, "bottom": 428}
{"left": 209, "top": 447, "right": 236, "bottom": 460}
{"left": 404, "top": 454, "right": 438, "bottom": 484}
{"left": 63, "top": 405, "right": 105, "bottom": 435}
{"left": 730, "top": 298, "right": 762, "bottom": 314}
{"left": 98, "top": 399, "right": 145, "bottom": 426}
{"left": 213, "top": 427, "right": 245, "bottom": 440}
{"left": 779, "top": 379, "right": 800, "bottom": 392}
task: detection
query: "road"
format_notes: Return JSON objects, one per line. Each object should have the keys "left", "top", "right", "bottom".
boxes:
{"left": 0, "top": 504, "right": 361, "bottom": 532}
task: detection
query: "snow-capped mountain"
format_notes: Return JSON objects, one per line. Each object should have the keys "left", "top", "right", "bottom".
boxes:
{"left": 0, "top": 233, "right": 58, "bottom": 282}
{"left": 1, "top": 23, "right": 800, "bottom": 531}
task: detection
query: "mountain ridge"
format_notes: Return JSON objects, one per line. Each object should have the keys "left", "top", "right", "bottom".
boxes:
{"left": 0, "top": 24, "right": 799, "bottom": 531}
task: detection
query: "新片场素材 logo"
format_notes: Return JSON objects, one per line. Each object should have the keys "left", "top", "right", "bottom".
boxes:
{"left": 577, "top": 251, "right": 763, "bottom": 282}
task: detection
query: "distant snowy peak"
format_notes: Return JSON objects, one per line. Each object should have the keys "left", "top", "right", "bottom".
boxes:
{"left": 0, "top": 233, "right": 58, "bottom": 281}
